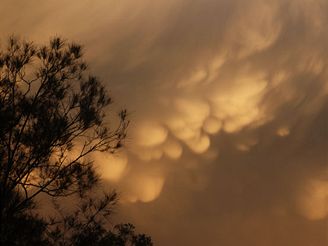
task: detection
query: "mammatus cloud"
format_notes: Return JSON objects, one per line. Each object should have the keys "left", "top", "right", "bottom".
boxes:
{"left": 95, "top": 0, "right": 328, "bottom": 206}
{"left": 298, "top": 178, "right": 328, "bottom": 220}
{"left": 2, "top": 0, "right": 328, "bottom": 244}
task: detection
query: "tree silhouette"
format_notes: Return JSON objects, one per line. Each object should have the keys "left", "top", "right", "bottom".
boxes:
{"left": 0, "top": 37, "right": 152, "bottom": 245}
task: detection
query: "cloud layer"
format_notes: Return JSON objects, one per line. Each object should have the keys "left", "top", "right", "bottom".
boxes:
{"left": 2, "top": 0, "right": 328, "bottom": 245}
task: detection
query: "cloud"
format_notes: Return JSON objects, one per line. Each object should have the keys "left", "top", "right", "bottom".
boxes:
{"left": 93, "top": 151, "right": 128, "bottom": 182}
{"left": 2, "top": 0, "right": 328, "bottom": 244}
{"left": 125, "top": 174, "right": 165, "bottom": 203}
{"left": 298, "top": 178, "right": 328, "bottom": 220}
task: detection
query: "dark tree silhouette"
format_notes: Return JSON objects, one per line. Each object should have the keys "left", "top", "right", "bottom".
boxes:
{"left": 0, "top": 37, "right": 152, "bottom": 245}
{"left": 45, "top": 192, "right": 152, "bottom": 246}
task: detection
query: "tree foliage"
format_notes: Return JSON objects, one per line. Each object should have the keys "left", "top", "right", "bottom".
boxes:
{"left": 0, "top": 37, "right": 152, "bottom": 245}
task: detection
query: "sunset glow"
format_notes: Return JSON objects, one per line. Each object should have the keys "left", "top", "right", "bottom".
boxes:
{"left": 2, "top": 0, "right": 328, "bottom": 244}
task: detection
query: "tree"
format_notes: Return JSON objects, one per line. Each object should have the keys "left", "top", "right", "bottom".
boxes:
{"left": 0, "top": 37, "right": 152, "bottom": 245}
{"left": 46, "top": 193, "right": 152, "bottom": 246}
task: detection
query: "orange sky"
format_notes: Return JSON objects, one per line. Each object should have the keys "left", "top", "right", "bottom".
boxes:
{"left": 1, "top": 0, "right": 328, "bottom": 245}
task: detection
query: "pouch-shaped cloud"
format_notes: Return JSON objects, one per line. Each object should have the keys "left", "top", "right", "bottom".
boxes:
{"left": 297, "top": 178, "right": 328, "bottom": 220}
{"left": 163, "top": 139, "right": 183, "bottom": 160}
{"left": 209, "top": 73, "right": 268, "bottom": 133}
{"left": 132, "top": 121, "right": 168, "bottom": 147}
{"left": 203, "top": 117, "right": 222, "bottom": 135}
{"left": 93, "top": 152, "right": 128, "bottom": 182}
{"left": 125, "top": 174, "right": 165, "bottom": 203}
{"left": 276, "top": 127, "right": 290, "bottom": 137}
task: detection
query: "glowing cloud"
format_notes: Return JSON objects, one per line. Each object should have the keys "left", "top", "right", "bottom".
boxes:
{"left": 297, "top": 179, "right": 328, "bottom": 220}
{"left": 209, "top": 74, "right": 268, "bottom": 133}
{"left": 126, "top": 175, "right": 165, "bottom": 203}
{"left": 276, "top": 127, "right": 290, "bottom": 137}
{"left": 93, "top": 152, "right": 128, "bottom": 182}
{"left": 132, "top": 121, "right": 168, "bottom": 147}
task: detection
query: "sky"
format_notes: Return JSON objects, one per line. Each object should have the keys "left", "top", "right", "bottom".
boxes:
{"left": 1, "top": 0, "right": 328, "bottom": 245}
